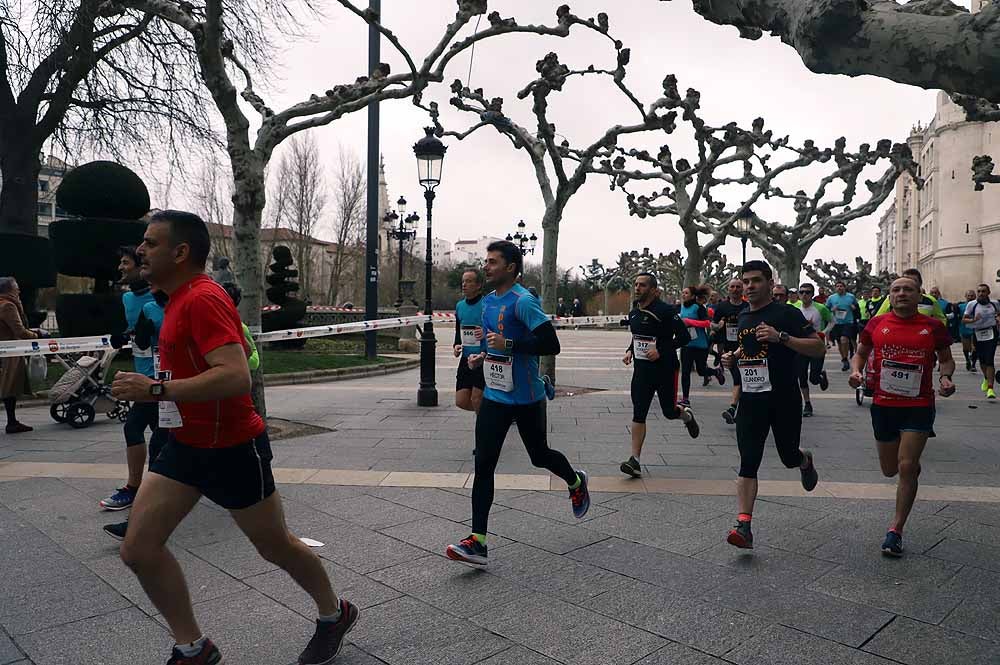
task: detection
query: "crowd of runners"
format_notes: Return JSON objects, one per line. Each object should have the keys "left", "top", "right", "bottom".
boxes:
{"left": 4, "top": 206, "right": 994, "bottom": 663}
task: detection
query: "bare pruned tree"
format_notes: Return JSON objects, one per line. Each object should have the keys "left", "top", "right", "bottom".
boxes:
{"left": 329, "top": 146, "right": 365, "bottom": 305}
{"left": 194, "top": 150, "right": 234, "bottom": 258}
{"left": 804, "top": 257, "right": 898, "bottom": 293}
{"left": 273, "top": 134, "right": 327, "bottom": 302}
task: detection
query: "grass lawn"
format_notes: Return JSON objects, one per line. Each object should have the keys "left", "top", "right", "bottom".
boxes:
{"left": 38, "top": 338, "right": 404, "bottom": 390}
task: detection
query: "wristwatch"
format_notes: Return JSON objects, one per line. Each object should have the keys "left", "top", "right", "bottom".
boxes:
{"left": 504, "top": 338, "right": 514, "bottom": 352}
{"left": 149, "top": 381, "right": 166, "bottom": 399}
{"left": 778, "top": 331, "right": 790, "bottom": 344}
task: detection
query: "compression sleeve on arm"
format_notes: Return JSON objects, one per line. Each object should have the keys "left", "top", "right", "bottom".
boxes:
{"left": 682, "top": 318, "right": 712, "bottom": 328}
{"left": 455, "top": 319, "right": 462, "bottom": 347}
{"left": 512, "top": 321, "right": 560, "bottom": 356}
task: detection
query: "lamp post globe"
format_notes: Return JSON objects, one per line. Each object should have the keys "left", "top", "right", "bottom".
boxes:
{"left": 735, "top": 209, "right": 754, "bottom": 266}
{"left": 413, "top": 128, "right": 446, "bottom": 407}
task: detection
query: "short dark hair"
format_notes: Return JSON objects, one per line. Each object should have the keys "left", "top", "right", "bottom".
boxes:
{"left": 902, "top": 268, "right": 923, "bottom": 286}
{"left": 461, "top": 268, "right": 483, "bottom": 285}
{"left": 978, "top": 283, "right": 991, "bottom": 292}
{"left": 741, "top": 260, "right": 773, "bottom": 281}
{"left": 773, "top": 284, "right": 788, "bottom": 295}
{"left": 486, "top": 240, "right": 523, "bottom": 277}
{"left": 635, "top": 272, "right": 658, "bottom": 288}
{"left": 119, "top": 245, "right": 140, "bottom": 265}
{"left": 799, "top": 282, "right": 814, "bottom": 292}
{"left": 148, "top": 209, "right": 211, "bottom": 269}
{"left": 835, "top": 281, "right": 846, "bottom": 288}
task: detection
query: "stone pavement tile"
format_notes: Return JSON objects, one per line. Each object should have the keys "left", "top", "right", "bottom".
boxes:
{"left": 307, "top": 518, "right": 426, "bottom": 574}
{"left": 581, "top": 510, "right": 734, "bottom": 556}
{"left": 187, "top": 535, "right": 279, "bottom": 579}
{"left": 278, "top": 482, "right": 369, "bottom": 507}
{"left": 694, "top": 542, "right": 838, "bottom": 586}
{"left": 365, "top": 486, "right": 487, "bottom": 522}
{"left": 0, "top": 573, "right": 132, "bottom": 636}
{"left": 332, "top": 645, "right": 392, "bottom": 664}
{"left": 938, "top": 566, "right": 1000, "bottom": 641}
{"left": 935, "top": 502, "right": 1000, "bottom": 527}
{"left": 704, "top": 577, "right": 893, "bottom": 647}
{"left": 245, "top": 557, "right": 401, "bottom": 616}
{"left": 587, "top": 579, "right": 770, "bottom": 656}
{"left": 486, "top": 542, "right": 630, "bottom": 601}
{"left": 0, "top": 631, "right": 24, "bottom": 665}
{"left": 379, "top": 515, "right": 514, "bottom": 555}
{"left": 807, "top": 565, "right": 964, "bottom": 624}
{"left": 863, "top": 616, "right": 1000, "bottom": 665}
{"left": 153, "top": 588, "right": 315, "bottom": 665}
{"left": 811, "top": 532, "right": 965, "bottom": 580}
{"left": 937, "top": 518, "right": 1000, "bottom": 547}
{"left": 925, "top": 538, "right": 1000, "bottom": 573}
{"left": 85, "top": 549, "right": 248, "bottom": 615}
{"left": 314, "top": 494, "right": 428, "bottom": 530}
{"left": 368, "top": 555, "right": 524, "bottom": 616}
{"left": 370, "top": 459, "right": 466, "bottom": 472}
{"left": 350, "top": 596, "right": 509, "bottom": 665}
{"left": 600, "top": 494, "right": 725, "bottom": 527}
{"left": 476, "top": 509, "right": 609, "bottom": 555}
{"left": 471, "top": 594, "right": 666, "bottom": 665}
{"left": 642, "top": 465, "right": 738, "bottom": 480}
{"left": 496, "top": 490, "right": 614, "bottom": 525}
{"left": 169, "top": 502, "right": 244, "bottom": 549}
{"left": 632, "top": 642, "right": 731, "bottom": 664}
{"left": 15, "top": 607, "right": 170, "bottom": 665}
{"left": 725, "top": 624, "right": 896, "bottom": 665}
{"left": 568, "top": 538, "right": 737, "bottom": 597}
{"left": 474, "top": 645, "right": 560, "bottom": 664}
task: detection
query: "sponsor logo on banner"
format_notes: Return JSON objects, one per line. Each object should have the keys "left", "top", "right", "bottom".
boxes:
{"left": 31, "top": 341, "right": 39, "bottom": 352}
{"left": 48, "top": 341, "right": 59, "bottom": 352}
{"left": 101, "top": 337, "right": 109, "bottom": 346}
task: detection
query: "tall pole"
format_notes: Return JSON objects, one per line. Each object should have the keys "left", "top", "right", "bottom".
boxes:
{"left": 363, "top": 0, "right": 381, "bottom": 360}
{"left": 397, "top": 230, "right": 404, "bottom": 305}
{"left": 417, "top": 189, "right": 438, "bottom": 406}
{"left": 740, "top": 236, "right": 748, "bottom": 266}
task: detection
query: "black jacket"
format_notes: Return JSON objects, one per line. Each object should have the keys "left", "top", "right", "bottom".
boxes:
{"left": 626, "top": 298, "right": 689, "bottom": 365}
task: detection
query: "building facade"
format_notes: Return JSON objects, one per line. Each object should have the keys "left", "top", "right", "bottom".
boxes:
{"left": 875, "top": 90, "right": 1000, "bottom": 300}
{"left": 35, "top": 154, "right": 74, "bottom": 237}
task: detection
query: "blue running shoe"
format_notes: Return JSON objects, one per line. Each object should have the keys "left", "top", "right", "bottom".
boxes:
{"left": 569, "top": 470, "right": 590, "bottom": 519}
{"left": 446, "top": 535, "right": 488, "bottom": 566}
{"left": 881, "top": 530, "right": 903, "bottom": 557}
{"left": 100, "top": 486, "right": 137, "bottom": 511}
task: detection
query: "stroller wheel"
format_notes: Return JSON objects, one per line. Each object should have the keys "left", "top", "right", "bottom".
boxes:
{"left": 50, "top": 403, "right": 70, "bottom": 423}
{"left": 67, "top": 403, "right": 96, "bottom": 429}
{"left": 115, "top": 402, "right": 131, "bottom": 423}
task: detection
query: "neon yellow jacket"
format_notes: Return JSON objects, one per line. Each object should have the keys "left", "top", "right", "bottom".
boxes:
{"left": 874, "top": 293, "right": 946, "bottom": 324}
{"left": 242, "top": 322, "right": 260, "bottom": 371}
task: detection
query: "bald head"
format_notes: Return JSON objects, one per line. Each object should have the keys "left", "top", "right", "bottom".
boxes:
{"left": 889, "top": 277, "right": 920, "bottom": 316}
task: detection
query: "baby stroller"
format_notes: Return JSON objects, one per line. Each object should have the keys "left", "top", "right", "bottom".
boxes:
{"left": 48, "top": 349, "right": 130, "bottom": 428}
{"left": 855, "top": 354, "right": 876, "bottom": 406}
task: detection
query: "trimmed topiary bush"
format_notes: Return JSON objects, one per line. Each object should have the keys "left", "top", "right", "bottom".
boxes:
{"left": 48, "top": 218, "right": 146, "bottom": 281}
{"left": 55, "top": 161, "right": 150, "bottom": 219}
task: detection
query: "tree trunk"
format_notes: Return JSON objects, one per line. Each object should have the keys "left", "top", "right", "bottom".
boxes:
{"left": 682, "top": 229, "right": 704, "bottom": 287}
{"left": 538, "top": 206, "right": 561, "bottom": 382}
{"left": 0, "top": 138, "right": 42, "bottom": 236}
{"left": 777, "top": 247, "right": 805, "bottom": 287}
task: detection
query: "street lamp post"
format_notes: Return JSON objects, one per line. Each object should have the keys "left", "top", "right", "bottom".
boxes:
{"left": 505, "top": 219, "right": 538, "bottom": 256}
{"left": 383, "top": 195, "right": 418, "bottom": 307}
{"left": 413, "top": 127, "right": 446, "bottom": 407}
{"left": 735, "top": 210, "right": 754, "bottom": 266}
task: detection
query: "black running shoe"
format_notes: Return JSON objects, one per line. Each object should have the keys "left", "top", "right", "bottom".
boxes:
{"left": 103, "top": 521, "right": 128, "bottom": 541}
{"left": 682, "top": 407, "right": 700, "bottom": 439}
{"left": 881, "top": 530, "right": 903, "bottom": 558}
{"left": 727, "top": 521, "right": 753, "bottom": 549}
{"left": 620, "top": 456, "right": 641, "bottom": 478}
{"left": 966, "top": 359, "right": 973, "bottom": 372}
{"left": 722, "top": 405, "right": 736, "bottom": 425}
{"left": 702, "top": 374, "right": 712, "bottom": 387}
{"left": 818, "top": 370, "right": 829, "bottom": 391}
{"left": 167, "top": 639, "right": 223, "bottom": 665}
{"left": 800, "top": 450, "right": 818, "bottom": 492}
{"left": 715, "top": 365, "right": 726, "bottom": 386}
{"left": 298, "top": 599, "right": 360, "bottom": 665}
{"left": 569, "top": 470, "right": 590, "bottom": 518}
{"left": 802, "top": 402, "right": 813, "bottom": 418}
{"left": 841, "top": 359, "right": 850, "bottom": 372}
{"left": 446, "top": 535, "right": 488, "bottom": 565}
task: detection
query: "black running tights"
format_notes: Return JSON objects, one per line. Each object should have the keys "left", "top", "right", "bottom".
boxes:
{"left": 472, "top": 398, "right": 577, "bottom": 534}
{"left": 680, "top": 347, "right": 712, "bottom": 399}
{"left": 3, "top": 397, "right": 15, "bottom": 425}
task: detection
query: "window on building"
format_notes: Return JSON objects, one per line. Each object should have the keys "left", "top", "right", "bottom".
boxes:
{"left": 37, "top": 201, "right": 52, "bottom": 217}
{"left": 38, "top": 180, "right": 49, "bottom": 192}
{"left": 54, "top": 205, "right": 68, "bottom": 217}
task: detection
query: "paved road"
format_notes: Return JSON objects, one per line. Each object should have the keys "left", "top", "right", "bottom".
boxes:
{"left": 1, "top": 330, "right": 999, "bottom": 664}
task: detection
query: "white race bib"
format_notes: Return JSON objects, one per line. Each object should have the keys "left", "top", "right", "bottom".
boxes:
{"left": 739, "top": 359, "right": 771, "bottom": 393}
{"left": 835, "top": 309, "right": 848, "bottom": 323}
{"left": 633, "top": 335, "right": 655, "bottom": 361}
{"left": 879, "top": 360, "right": 922, "bottom": 397}
{"left": 975, "top": 327, "right": 995, "bottom": 342}
{"left": 688, "top": 326, "right": 698, "bottom": 340}
{"left": 155, "top": 369, "right": 183, "bottom": 428}
{"left": 726, "top": 324, "right": 738, "bottom": 342}
{"left": 484, "top": 353, "right": 514, "bottom": 392}
{"left": 461, "top": 325, "right": 482, "bottom": 348}
{"left": 133, "top": 346, "right": 153, "bottom": 358}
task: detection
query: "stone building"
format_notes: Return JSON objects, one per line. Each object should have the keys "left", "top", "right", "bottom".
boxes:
{"left": 35, "top": 154, "right": 74, "bottom": 237}
{"left": 876, "top": 91, "right": 1000, "bottom": 300}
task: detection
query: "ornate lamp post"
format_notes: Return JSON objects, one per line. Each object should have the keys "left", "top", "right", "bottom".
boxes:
{"left": 383, "top": 195, "right": 418, "bottom": 307}
{"left": 735, "top": 209, "right": 754, "bottom": 266}
{"left": 505, "top": 219, "right": 538, "bottom": 255}
{"left": 413, "top": 127, "right": 446, "bottom": 407}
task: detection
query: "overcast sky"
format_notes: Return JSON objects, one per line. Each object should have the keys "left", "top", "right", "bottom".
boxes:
{"left": 152, "top": 0, "right": 966, "bottom": 275}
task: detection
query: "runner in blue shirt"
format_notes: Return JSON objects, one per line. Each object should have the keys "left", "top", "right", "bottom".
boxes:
{"left": 959, "top": 288, "right": 979, "bottom": 371}
{"left": 447, "top": 241, "right": 590, "bottom": 566}
{"left": 453, "top": 268, "right": 486, "bottom": 412}
{"left": 825, "top": 281, "right": 858, "bottom": 372}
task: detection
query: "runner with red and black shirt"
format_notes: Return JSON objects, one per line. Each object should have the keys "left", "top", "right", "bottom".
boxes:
{"left": 850, "top": 276, "right": 956, "bottom": 557}
{"left": 111, "top": 210, "right": 357, "bottom": 665}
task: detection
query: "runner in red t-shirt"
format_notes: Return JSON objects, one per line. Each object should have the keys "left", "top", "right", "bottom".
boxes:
{"left": 850, "top": 276, "right": 956, "bottom": 558}
{"left": 111, "top": 210, "right": 357, "bottom": 665}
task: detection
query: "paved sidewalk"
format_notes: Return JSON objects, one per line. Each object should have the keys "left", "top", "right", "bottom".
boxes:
{"left": 1, "top": 330, "right": 999, "bottom": 664}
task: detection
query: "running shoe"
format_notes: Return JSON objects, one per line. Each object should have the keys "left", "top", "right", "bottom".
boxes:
{"left": 569, "top": 470, "right": 590, "bottom": 519}
{"left": 100, "top": 486, "right": 137, "bottom": 511}
{"left": 678, "top": 398, "right": 691, "bottom": 408}
{"left": 702, "top": 374, "right": 712, "bottom": 387}
{"left": 543, "top": 375, "right": 556, "bottom": 401}
{"left": 103, "top": 521, "right": 128, "bottom": 541}
{"left": 620, "top": 456, "right": 641, "bottom": 478}
{"left": 727, "top": 520, "right": 753, "bottom": 549}
{"left": 982, "top": 379, "right": 989, "bottom": 393}
{"left": 715, "top": 366, "right": 726, "bottom": 386}
{"left": 4, "top": 422, "right": 32, "bottom": 434}
{"left": 722, "top": 405, "right": 736, "bottom": 425}
{"left": 446, "top": 535, "right": 488, "bottom": 566}
{"left": 881, "top": 530, "right": 903, "bottom": 558}
{"left": 682, "top": 407, "right": 700, "bottom": 439}
{"left": 818, "top": 370, "right": 829, "bottom": 391}
{"left": 989, "top": 388, "right": 997, "bottom": 400}
{"left": 167, "top": 639, "right": 222, "bottom": 665}
{"left": 841, "top": 359, "right": 850, "bottom": 372}
{"left": 966, "top": 359, "right": 973, "bottom": 372}
{"left": 800, "top": 451, "right": 819, "bottom": 492}
{"left": 802, "top": 402, "right": 813, "bottom": 418}
{"left": 298, "top": 599, "right": 360, "bottom": 665}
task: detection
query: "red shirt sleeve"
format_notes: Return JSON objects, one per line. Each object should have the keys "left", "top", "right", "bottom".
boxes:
{"left": 860, "top": 317, "right": 875, "bottom": 347}
{"left": 189, "top": 288, "right": 247, "bottom": 358}
{"left": 931, "top": 319, "right": 951, "bottom": 350}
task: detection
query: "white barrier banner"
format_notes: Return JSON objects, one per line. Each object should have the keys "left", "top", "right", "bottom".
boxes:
{"left": 0, "top": 313, "right": 622, "bottom": 358}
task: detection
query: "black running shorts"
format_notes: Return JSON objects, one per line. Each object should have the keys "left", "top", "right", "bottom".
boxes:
{"left": 630, "top": 364, "right": 679, "bottom": 423}
{"left": 456, "top": 355, "right": 486, "bottom": 391}
{"left": 870, "top": 405, "right": 936, "bottom": 443}
{"left": 150, "top": 432, "right": 275, "bottom": 510}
